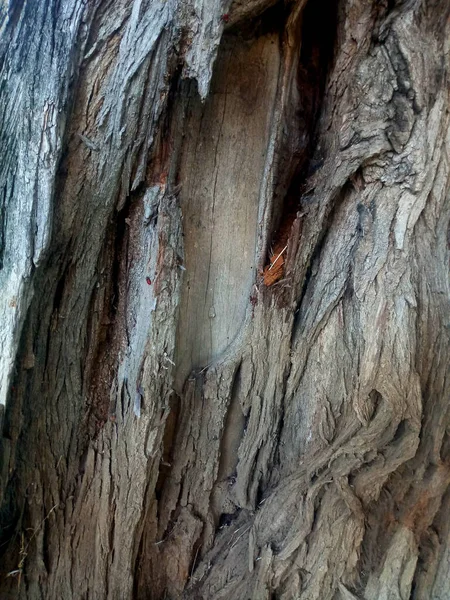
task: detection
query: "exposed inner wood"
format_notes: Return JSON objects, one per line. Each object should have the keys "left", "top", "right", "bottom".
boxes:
{"left": 174, "top": 32, "right": 281, "bottom": 391}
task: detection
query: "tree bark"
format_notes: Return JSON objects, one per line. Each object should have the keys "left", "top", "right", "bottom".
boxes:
{"left": 1, "top": 0, "right": 450, "bottom": 598}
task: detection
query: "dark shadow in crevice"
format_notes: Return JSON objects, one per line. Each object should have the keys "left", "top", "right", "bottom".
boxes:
{"left": 225, "top": 1, "right": 286, "bottom": 39}
{"left": 262, "top": 0, "right": 339, "bottom": 289}
{"left": 155, "top": 392, "right": 181, "bottom": 505}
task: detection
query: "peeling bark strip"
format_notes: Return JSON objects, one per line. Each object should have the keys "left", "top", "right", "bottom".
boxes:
{"left": 0, "top": 0, "right": 450, "bottom": 599}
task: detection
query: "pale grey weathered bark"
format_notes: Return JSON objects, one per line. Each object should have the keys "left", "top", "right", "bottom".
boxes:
{"left": 0, "top": 0, "right": 450, "bottom": 599}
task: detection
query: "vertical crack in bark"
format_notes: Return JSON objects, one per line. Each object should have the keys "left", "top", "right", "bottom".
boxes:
{"left": 262, "top": 0, "right": 338, "bottom": 291}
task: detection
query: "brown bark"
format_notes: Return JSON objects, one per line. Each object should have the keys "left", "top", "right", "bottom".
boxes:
{"left": 1, "top": 0, "right": 450, "bottom": 599}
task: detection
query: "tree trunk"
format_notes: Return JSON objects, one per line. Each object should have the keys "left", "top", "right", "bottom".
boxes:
{"left": 1, "top": 0, "right": 450, "bottom": 598}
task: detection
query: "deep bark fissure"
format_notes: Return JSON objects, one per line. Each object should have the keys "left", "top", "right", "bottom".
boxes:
{"left": 262, "top": 0, "right": 339, "bottom": 289}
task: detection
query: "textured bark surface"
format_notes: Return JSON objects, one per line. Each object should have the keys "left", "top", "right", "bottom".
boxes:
{"left": 0, "top": 0, "right": 450, "bottom": 599}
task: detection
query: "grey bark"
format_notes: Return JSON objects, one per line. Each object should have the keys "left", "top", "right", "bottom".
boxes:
{"left": 0, "top": 0, "right": 450, "bottom": 599}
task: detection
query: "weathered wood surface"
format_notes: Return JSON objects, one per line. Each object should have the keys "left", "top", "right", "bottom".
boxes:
{"left": 0, "top": 0, "right": 449, "bottom": 599}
